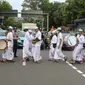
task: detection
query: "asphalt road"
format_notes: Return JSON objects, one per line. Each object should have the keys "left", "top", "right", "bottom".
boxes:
{"left": 0, "top": 49, "right": 85, "bottom": 85}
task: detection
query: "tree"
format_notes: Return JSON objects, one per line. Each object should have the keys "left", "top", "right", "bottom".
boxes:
{"left": 76, "top": 0, "right": 85, "bottom": 18}
{"left": 65, "top": 0, "right": 85, "bottom": 23}
{"left": 0, "top": 1, "right": 22, "bottom": 29}
{"left": 3, "top": 17, "right": 15, "bottom": 27}
{"left": 22, "top": 0, "right": 85, "bottom": 28}
{"left": 39, "top": 0, "right": 51, "bottom": 12}
{"left": 0, "top": 1, "right": 12, "bottom": 11}
{"left": 0, "top": 1, "right": 12, "bottom": 28}
{"left": 22, "top": 0, "right": 42, "bottom": 10}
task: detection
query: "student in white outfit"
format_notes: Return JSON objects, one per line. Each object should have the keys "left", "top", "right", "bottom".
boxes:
{"left": 72, "top": 29, "right": 85, "bottom": 64}
{"left": 32, "top": 27, "right": 42, "bottom": 63}
{"left": 22, "top": 30, "right": 33, "bottom": 66}
{"left": 2, "top": 26, "right": 14, "bottom": 62}
{"left": 49, "top": 30, "right": 57, "bottom": 61}
{"left": 54, "top": 27, "right": 67, "bottom": 62}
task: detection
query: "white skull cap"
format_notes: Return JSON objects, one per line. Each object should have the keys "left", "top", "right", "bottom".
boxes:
{"left": 78, "top": 29, "right": 83, "bottom": 32}
{"left": 9, "top": 26, "right": 13, "bottom": 29}
{"left": 57, "top": 27, "right": 61, "bottom": 30}
{"left": 55, "top": 29, "right": 58, "bottom": 33}
{"left": 35, "top": 26, "right": 38, "bottom": 29}
{"left": 28, "top": 30, "right": 32, "bottom": 32}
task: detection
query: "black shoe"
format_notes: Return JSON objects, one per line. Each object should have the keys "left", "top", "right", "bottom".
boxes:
{"left": 53, "top": 59, "right": 58, "bottom": 63}
{"left": 48, "top": 59, "right": 53, "bottom": 61}
{"left": 14, "top": 56, "right": 18, "bottom": 57}
{"left": 34, "top": 61, "right": 40, "bottom": 64}
{"left": 64, "top": 57, "right": 67, "bottom": 62}
{"left": 71, "top": 61, "right": 76, "bottom": 64}
{"left": 75, "top": 61, "right": 83, "bottom": 64}
{"left": 26, "top": 58, "right": 30, "bottom": 61}
{"left": 36, "top": 61, "right": 40, "bottom": 64}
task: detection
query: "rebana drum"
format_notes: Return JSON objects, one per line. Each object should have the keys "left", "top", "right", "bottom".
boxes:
{"left": 64, "top": 35, "right": 77, "bottom": 47}
{"left": 0, "top": 39, "right": 7, "bottom": 50}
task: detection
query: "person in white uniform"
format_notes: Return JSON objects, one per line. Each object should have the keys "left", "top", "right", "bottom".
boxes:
{"left": 49, "top": 30, "right": 57, "bottom": 61}
{"left": 54, "top": 27, "right": 67, "bottom": 62}
{"left": 2, "top": 26, "right": 14, "bottom": 62}
{"left": 72, "top": 29, "right": 85, "bottom": 64}
{"left": 32, "top": 27, "right": 42, "bottom": 63}
{"left": 22, "top": 30, "right": 33, "bottom": 66}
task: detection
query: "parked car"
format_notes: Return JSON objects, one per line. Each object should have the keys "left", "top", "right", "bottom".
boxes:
{"left": 17, "top": 31, "right": 25, "bottom": 48}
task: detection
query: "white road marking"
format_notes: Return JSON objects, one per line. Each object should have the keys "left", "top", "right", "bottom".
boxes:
{"left": 72, "top": 66, "right": 77, "bottom": 70}
{"left": 77, "top": 70, "right": 83, "bottom": 74}
{"left": 66, "top": 61, "right": 85, "bottom": 78}
{"left": 82, "top": 74, "right": 85, "bottom": 77}
{"left": 67, "top": 62, "right": 73, "bottom": 67}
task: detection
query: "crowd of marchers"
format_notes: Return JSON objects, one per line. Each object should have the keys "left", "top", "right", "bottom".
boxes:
{"left": 0, "top": 26, "right": 85, "bottom": 66}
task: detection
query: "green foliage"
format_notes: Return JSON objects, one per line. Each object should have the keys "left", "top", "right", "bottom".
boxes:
{"left": 22, "top": 0, "right": 85, "bottom": 28}
{"left": 66, "top": 0, "right": 85, "bottom": 22}
{"left": 0, "top": 1, "right": 12, "bottom": 11}
{"left": 3, "top": 17, "right": 15, "bottom": 27}
{"left": 0, "top": 1, "right": 22, "bottom": 29}
{"left": 3, "top": 17, "right": 22, "bottom": 28}
{"left": 0, "top": 1, "right": 12, "bottom": 28}
{"left": 22, "top": 0, "right": 42, "bottom": 10}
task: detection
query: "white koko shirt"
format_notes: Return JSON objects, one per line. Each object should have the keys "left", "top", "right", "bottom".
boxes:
{"left": 35, "top": 30, "right": 42, "bottom": 46}
{"left": 51, "top": 35, "right": 57, "bottom": 44}
{"left": 77, "top": 34, "right": 85, "bottom": 47}
{"left": 23, "top": 31, "right": 33, "bottom": 47}
{"left": 57, "top": 32, "right": 63, "bottom": 48}
{"left": 7, "top": 32, "right": 13, "bottom": 47}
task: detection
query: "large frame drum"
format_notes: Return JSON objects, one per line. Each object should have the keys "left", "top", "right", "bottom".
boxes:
{"left": 0, "top": 39, "right": 7, "bottom": 50}
{"left": 64, "top": 35, "right": 77, "bottom": 47}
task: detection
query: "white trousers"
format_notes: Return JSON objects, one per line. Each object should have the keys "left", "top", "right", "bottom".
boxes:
{"left": 32, "top": 45, "right": 42, "bottom": 62}
{"left": 2, "top": 46, "right": 14, "bottom": 60}
{"left": 54, "top": 47, "right": 65, "bottom": 60}
{"left": 23, "top": 45, "right": 32, "bottom": 59}
{"left": 49, "top": 44, "right": 55, "bottom": 59}
{"left": 73, "top": 46, "right": 83, "bottom": 61}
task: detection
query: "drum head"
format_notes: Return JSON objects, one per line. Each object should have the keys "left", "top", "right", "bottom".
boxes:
{"left": 64, "top": 34, "right": 70, "bottom": 41}
{"left": 67, "top": 36, "right": 76, "bottom": 46}
{"left": 0, "top": 40, "right": 7, "bottom": 50}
